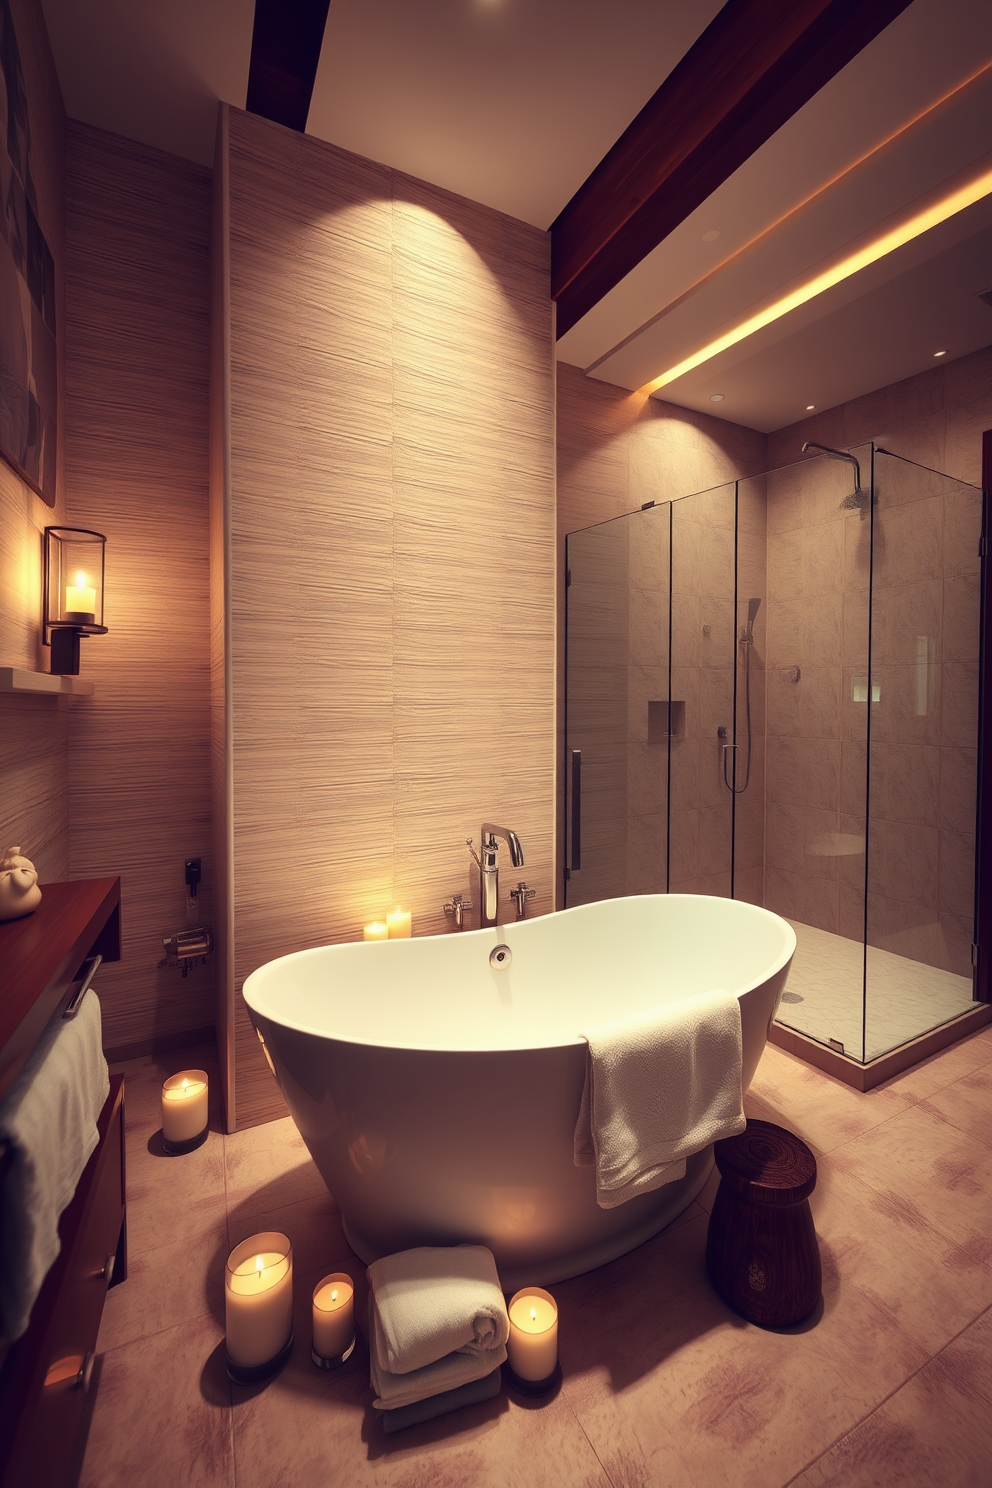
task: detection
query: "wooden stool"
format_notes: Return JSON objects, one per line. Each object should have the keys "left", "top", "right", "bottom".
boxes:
{"left": 705, "top": 1119, "right": 821, "bottom": 1328}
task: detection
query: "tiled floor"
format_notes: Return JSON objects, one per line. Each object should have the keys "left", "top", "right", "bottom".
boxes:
{"left": 74, "top": 1028, "right": 992, "bottom": 1487}
{"left": 777, "top": 919, "right": 975, "bottom": 1061}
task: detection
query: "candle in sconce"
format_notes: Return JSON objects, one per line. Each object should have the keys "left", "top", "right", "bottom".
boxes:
{"left": 64, "top": 570, "right": 96, "bottom": 621}
{"left": 386, "top": 906, "right": 412, "bottom": 939}
{"left": 225, "top": 1233, "right": 294, "bottom": 1378}
{"left": 161, "top": 1070, "right": 208, "bottom": 1152}
{"left": 311, "top": 1273, "right": 355, "bottom": 1366}
{"left": 363, "top": 921, "right": 389, "bottom": 941}
{"left": 506, "top": 1287, "right": 558, "bottom": 1382}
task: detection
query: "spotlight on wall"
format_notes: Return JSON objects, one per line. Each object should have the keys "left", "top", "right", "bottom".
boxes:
{"left": 43, "top": 527, "right": 108, "bottom": 676}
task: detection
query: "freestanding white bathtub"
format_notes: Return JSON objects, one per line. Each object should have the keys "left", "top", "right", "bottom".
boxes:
{"left": 243, "top": 895, "right": 795, "bottom": 1288}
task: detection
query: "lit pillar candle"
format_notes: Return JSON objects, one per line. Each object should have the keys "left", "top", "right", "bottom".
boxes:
{"left": 386, "top": 906, "right": 412, "bottom": 938}
{"left": 312, "top": 1272, "right": 355, "bottom": 1361}
{"left": 363, "top": 920, "right": 389, "bottom": 941}
{"left": 161, "top": 1070, "right": 208, "bottom": 1145}
{"left": 64, "top": 570, "right": 96, "bottom": 621}
{"left": 225, "top": 1233, "right": 293, "bottom": 1371}
{"left": 507, "top": 1287, "right": 558, "bottom": 1381}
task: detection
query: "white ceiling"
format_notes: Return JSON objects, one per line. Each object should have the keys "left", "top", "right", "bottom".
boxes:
{"left": 39, "top": 0, "right": 992, "bottom": 433}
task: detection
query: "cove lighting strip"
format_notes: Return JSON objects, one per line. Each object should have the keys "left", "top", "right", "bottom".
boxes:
{"left": 641, "top": 165, "right": 992, "bottom": 394}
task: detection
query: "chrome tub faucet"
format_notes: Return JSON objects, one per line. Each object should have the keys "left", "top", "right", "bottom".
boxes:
{"left": 467, "top": 824, "right": 524, "bottom": 928}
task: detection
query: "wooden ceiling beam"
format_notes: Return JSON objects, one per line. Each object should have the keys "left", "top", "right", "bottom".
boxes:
{"left": 245, "top": 0, "right": 331, "bottom": 133}
{"left": 551, "top": 0, "right": 915, "bottom": 338}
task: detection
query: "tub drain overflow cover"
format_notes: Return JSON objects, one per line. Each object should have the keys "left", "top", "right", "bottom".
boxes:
{"left": 490, "top": 944, "right": 512, "bottom": 969}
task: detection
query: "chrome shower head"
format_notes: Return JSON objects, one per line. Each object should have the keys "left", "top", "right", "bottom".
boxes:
{"left": 801, "top": 441, "right": 867, "bottom": 509}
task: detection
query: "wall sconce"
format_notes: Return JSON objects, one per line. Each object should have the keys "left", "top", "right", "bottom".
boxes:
{"left": 43, "top": 527, "right": 108, "bottom": 675}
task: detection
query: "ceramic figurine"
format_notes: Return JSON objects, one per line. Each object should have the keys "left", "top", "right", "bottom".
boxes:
{"left": 0, "top": 846, "right": 42, "bottom": 921}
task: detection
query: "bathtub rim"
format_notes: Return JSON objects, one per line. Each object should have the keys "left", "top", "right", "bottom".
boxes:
{"left": 242, "top": 893, "right": 797, "bottom": 1056}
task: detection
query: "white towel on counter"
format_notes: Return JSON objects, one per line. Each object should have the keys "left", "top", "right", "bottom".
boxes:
{"left": 574, "top": 988, "right": 745, "bottom": 1209}
{"left": 0, "top": 990, "right": 109, "bottom": 1339}
{"left": 367, "top": 1244, "right": 509, "bottom": 1375}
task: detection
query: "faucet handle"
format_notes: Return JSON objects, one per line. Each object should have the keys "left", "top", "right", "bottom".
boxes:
{"left": 508, "top": 881, "right": 536, "bottom": 919}
{"left": 444, "top": 893, "right": 473, "bottom": 931}
{"left": 465, "top": 838, "right": 482, "bottom": 870}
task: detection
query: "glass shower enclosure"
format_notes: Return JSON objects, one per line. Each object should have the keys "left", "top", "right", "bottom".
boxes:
{"left": 564, "top": 445, "right": 986, "bottom": 1066}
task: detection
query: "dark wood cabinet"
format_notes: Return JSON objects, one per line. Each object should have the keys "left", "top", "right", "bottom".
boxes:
{"left": 0, "top": 880, "right": 126, "bottom": 1488}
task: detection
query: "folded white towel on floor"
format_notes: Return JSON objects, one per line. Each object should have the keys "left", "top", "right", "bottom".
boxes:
{"left": 370, "top": 1336, "right": 507, "bottom": 1411}
{"left": 0, "top": 990, "right": 109, "bottom": 1339}
{"left": 367, "top": 1243, "right": 509, "bottom": 1376}
{"left": 574, "top": 988, "right": 745, "bottom": 1209}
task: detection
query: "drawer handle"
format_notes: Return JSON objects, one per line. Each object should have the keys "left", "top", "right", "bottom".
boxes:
{"left": 101, "top": 1252, "right": 116, "bottom": 1286}
{"left": 63, "top": 954, "right": 102, "bottom": 1019}
{"left": 44, "top": 1351, "right": 95, "bottom": 1393}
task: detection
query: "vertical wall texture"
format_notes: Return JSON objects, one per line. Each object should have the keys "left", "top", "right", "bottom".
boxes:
{"left": 64, "top": 122, "right": 214, "bottom": 1054}
{"left": 0, "top": 0, "right": 67, "bottom": 881}
{"left": 216, "top": 109, "right": 555, "bottom": 1128}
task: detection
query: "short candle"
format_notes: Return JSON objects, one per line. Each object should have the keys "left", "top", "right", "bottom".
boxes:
{"left": 386, "top": 906, "right": 412, "bottom": 938}
{"left": 161, "top": 1070, "right": 208, "bottom": 1145}
{"left": 64, "top": 570, "right": 96, "bottom": 622}
{"left": 363, "top": 921, "right": 389, "bottom": 941}
{"left": 507, "top": 1287, "right": 558, "bottom": 1382}
{"left": 312, "top": 1272, "right": 355, "bottom": 1360}
{"left": 225, "top": 1233, "right": 293, "bottom": 1371}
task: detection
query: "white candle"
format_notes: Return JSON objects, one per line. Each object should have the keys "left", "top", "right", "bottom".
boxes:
{"left": 161, "top": 1070, "right": 208, "bottom": 1144}
{"left": 507, "top": 1287, "right": 558, "bottom": 1381}
{"left": 65, "top": 570, "right": 96, "bottom": 620}
{"left": 386, "top": 906, "right": 412, "bottom": 938}
{"left": 226, "top": 1233, "right": 293, "bottom": 1370}
{"left": 363, "top": 920, "right": 389, "bottom": 941}
{"left": 312, "top": 1273, "right": 355, "bottom": 1358}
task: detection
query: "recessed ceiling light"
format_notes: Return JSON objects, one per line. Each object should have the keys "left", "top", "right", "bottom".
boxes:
{"left": 806, "top": 404, "right": 815, "bottom": 410}
{"left": 701, "top": 229, "right": 721, "bottom": 243}
{"left": 640, "top": 164, "right": 992, "bottom": 395}
{"left": 710, "top": 393, "right": 725, "bottom": 402}
{"left": 933, "top": 349, "right": 947, "bottom": 357}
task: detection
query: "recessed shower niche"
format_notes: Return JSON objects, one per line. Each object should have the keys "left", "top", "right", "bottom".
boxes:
{"left": 564, "top": 444, "right": 988, "bottom": 1075}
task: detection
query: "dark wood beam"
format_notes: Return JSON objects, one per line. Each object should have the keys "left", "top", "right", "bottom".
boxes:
{"left": 551, "top": 0, "right": 915, "bottom": 337}
{"left": 245, "top": 0, "right": 332, "bottom": 133}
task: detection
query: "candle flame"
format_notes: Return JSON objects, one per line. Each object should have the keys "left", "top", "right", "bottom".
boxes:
{"left": 530, "top": 1306, "right": 537, "bottom": 1321}
{"left": 181, "top": 1077, "right": 188, "bottom": 1092}
{"left": 74, "top": 570, "right": 89, "bottom": 588}
{"left": 331, "top": 1288, "right": 338, "bottom": 1303}
{"left": 255, "top": 1255, "right": 264, "bottom": 1275}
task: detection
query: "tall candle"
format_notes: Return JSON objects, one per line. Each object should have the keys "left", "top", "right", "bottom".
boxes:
{"left": 507, "top": 1287, "right": 558, "bottom": 1381}
{"left": 161, "top": 1070, "right": 208, "bottom": 1144}
{"left": 225, "top": 1233, "right": 293, "bottom": 1370}
{"left": 363, "top": 920, "right": 389, "bottom": 941}
{"left": 386, "top": 906, "right": 411, "bottom": 939}
{"left": 64, "top": 571, "right": 96, "bottom": 621}
{"left": 312, "top": 1273, "right": 355, "bottom": 1359}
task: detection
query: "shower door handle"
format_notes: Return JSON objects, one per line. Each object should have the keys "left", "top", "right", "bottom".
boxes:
{"left": 569, "top": 749, "right": 581, "bottom": 873}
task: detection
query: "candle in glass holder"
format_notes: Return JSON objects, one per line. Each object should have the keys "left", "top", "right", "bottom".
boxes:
{"left": 386, "top": 906, "right": 412, "bottom": 938}
{"left": 225, "top": 1233, "right": 293, "bottom": 1377}
{"left": 161, "top": 1070, "right": 208, "bottom": 1150}
{"left": 507, "top": 1287, "right": 558, "bottom": 1382}
{"left": 312, "top": 1272, "right": 355, "bottom": 1364}
{"left": 363, "top": 920, "right": 388, "bottom": 941}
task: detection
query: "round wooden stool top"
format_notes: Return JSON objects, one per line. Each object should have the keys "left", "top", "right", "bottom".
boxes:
{"left": 713, "top": 1119, "right": 816, "bottom": 1206}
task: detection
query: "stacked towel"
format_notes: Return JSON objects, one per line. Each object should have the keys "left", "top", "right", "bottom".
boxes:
{"left": 368, "top": 1244, "right": 508, "bottom": 1413}
{"left": 0, "top": 990, "right": 110, "bottom": 1339}
{"left": 574, "top": 988, "right": 746, "bottom": 1209}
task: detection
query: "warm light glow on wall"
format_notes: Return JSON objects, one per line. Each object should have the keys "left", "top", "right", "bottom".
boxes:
{"left": 641, "top": 165, "right": 992, "bottom": 394}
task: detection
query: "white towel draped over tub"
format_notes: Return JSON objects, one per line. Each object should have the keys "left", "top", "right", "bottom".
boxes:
{"left": 574, "top": 988, "right": 746, "bottom": 1209}
{"left": 0, "top": 990, "right": 110, "bottom": 1340}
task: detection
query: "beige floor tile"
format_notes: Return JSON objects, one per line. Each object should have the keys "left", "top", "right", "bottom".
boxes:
{"left": 125, "top": 1128, "right": 228, "bottom": 1254}
{"left": 79, "top": 1314, "right": 234, "bottom": 1488}
{"left": 563, "top": 1253, "right": 926, "bottom": 1488}
{"left": 791, "top": 1310, "right": 992, "bottom": 1487}
{"left": 918, "top": 1064, "right": 992, "bottom": 1147}
{"left": 827, "top": 1104, "right": 992, "bottom": 1261}
{"left": 875, "top": 1027, "right": 992, "bottom": 1103}
{"left": 225, "top": 1115, "right": 326, "bottom": 1218}
{"left": 746, "top": 1044, "right": 912, "bottom": 1155}
{"left": 811, "top": 1157, "right": 992, "bottom": 1357}
{"left": 98, "top": 1215, "right": 228, "bottom": 1352}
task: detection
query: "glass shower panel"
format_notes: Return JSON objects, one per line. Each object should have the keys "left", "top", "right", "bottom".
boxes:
{"left": 669, "top": 484, "right": 737, "bottom": 896}
{"left": 565, "top": 505, "right": 672, "bottom": 906}
{"left": 760, "top": 451, "right": 870, "bottom": 1059}
{"left": 864, "top": 451, "right": 981, "bottom": 1059}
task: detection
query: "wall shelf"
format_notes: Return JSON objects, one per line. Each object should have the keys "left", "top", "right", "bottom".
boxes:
{"left": 0, "top": 667, "right": 94, "bottom": 697}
